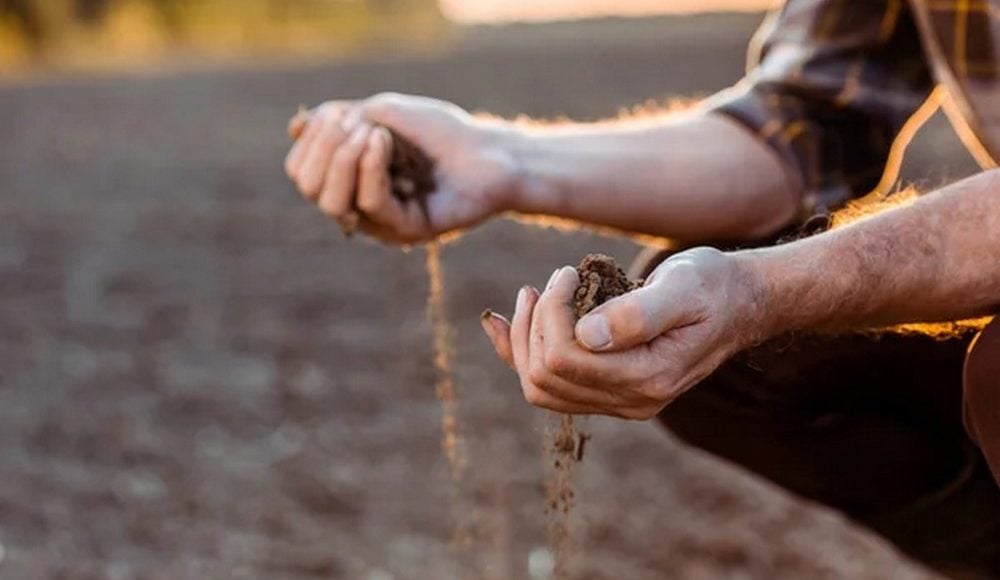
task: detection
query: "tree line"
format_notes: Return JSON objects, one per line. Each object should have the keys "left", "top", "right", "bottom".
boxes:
{"left": 0, "top": 0, "right": 446, "bottom": 63}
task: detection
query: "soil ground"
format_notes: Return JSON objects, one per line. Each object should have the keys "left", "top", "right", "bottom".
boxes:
{"left": 0, "top": 13, "right": 985, "bottom": 580}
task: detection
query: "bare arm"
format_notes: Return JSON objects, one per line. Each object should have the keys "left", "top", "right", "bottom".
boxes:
{"left": 286, "top": 95, "right": 800, "bottom": 244}
{"left": 481, "top": 169, "right": 1000, "bottom": 420}
{"left": 503, "top": 111, "right": 799, "bottom": 242}
{"left": 746, "top": 169, "right": 1000, "bottom": 335}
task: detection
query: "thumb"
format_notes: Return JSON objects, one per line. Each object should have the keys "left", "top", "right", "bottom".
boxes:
{"left": 574, "top": 281, "right": 696, "bottom": 352}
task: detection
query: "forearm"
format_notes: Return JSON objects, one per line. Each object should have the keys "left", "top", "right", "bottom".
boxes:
{"left": 744, "top": 170, "right": 1000, "bottom": 336}
{"left": 497, "top": 111, "right": 800, "bottom": 242}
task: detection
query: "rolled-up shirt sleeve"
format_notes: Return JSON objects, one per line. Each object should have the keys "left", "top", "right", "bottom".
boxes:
{"left": 704, "top": 0, "right": 934, "bottom": 217}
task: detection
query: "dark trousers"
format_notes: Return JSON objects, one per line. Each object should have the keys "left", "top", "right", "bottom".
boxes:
{"left": 631, "top": 248, "right": 1000, "bottom": 577}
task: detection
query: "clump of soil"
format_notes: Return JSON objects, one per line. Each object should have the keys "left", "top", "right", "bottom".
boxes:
{"left": 573, "top": 254, "right": 640, "bottom": 318}
{"left": 388, "top": 130, "right": 436, "bottom": 201}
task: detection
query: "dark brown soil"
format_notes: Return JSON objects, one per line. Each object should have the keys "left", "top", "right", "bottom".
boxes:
{"left": 389, "top": 131, "right": 436, "bottom": 202}
{"left": 573, "top": 253, "right": 640, "bottom": 318}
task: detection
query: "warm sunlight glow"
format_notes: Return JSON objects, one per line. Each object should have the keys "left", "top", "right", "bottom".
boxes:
{"left": 439, "top": 0, "right": 778, "bottom": 24}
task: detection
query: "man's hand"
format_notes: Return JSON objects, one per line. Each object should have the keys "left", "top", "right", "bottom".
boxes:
{"left": 480, "top": 248, "right": 769, "bottom": 419}
{"left": 285, "top": 93, "right": 518, "bottom": 244}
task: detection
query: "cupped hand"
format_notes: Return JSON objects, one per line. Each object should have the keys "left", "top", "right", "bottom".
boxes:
{"left": 480, "top": 248, "right": 770, "bottom": 420}
{"left": 285, "top": 93, "right": 518, "bottom": 244}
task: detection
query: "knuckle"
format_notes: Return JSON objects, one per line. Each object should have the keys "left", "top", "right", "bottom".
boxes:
{"left": 527, "top": 365, "right": 551, "bottom": 390}
{"left": 667, "top": 259, "right": 701, "bottom": 286}
{"left": 522, "top": 383, "right": 545, "bottom": 406}
{"left": 543, "top": 348, "right": 571, "bottom": 376}
{"left": 356, "top": 193, "right": 381, "bottom": 213}
{"left": 337, "top": 136, "right": 366, "bottom": 161}
{"left": 317, "top": 195, "right": 344, "bottom": 217}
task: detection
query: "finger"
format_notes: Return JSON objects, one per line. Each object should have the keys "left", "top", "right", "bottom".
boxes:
{"left": 288, "top": 106, "right": 310, "bottom": 141}
{"left": 285, "top": 113, "right": 324, "bottom": 181}
{"left": 575, "top": 279, "right": 700, "bottom": 353}
{"left": 536, "top": 266, "right": 579, "bottom": 343}
{"left": 527, "top": 352, "right": 652, "bottom": 410}
{"left": 317, "top": 123, "right": 373, "bottom": 220}
{"left": 480, "top": 309, "right": 514, "bottom": 368}
{"left": 356, "top": 127, "right": 423, "bottom": 235}
{"left": 510, "top": 286, "right": 539, "bottom": 379}
{"left": 528, "top": 267, "right": 574, "bottom": 384}
{"left": 298, "top": 111, "right": 348, "bottom": 200}
{"left": 519, "top": 380, "right": 606, "bottom": 415}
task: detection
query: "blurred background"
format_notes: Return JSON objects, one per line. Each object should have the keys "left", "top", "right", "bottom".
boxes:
{"left": 0, "top": 1, "right": 983, "bottom": 579}
{"left": 0, "top": 1, "right": 778, "bottom": 73}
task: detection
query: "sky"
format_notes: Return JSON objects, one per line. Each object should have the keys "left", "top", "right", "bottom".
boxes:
{"left": 438, "top": 0, "right": 777, "bottom": 24}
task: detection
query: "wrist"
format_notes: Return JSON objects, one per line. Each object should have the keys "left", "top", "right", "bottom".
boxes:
{"left": 730, "top": 247, "right": 801, "bottom": 343}
{"left": 478, "top": 119, "right": 558, "bottom": 215}
{"left": 463, "top": 117, "right": 520, "bottom": 213}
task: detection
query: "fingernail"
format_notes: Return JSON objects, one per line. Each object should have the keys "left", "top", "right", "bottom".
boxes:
{"left": 515, "top": 287, "right": 528, "bottom": 313}
{"left": 480, "top": 309, "right": 506, "bottom": 336}
{"left": 545, "top": 268, "right": 560, "bottom": 291}
{"left": 480, "top": 309, "right": 495, "bottom": 337}
{"left": 577, "top": 314, "right": 612, "bottom": 350}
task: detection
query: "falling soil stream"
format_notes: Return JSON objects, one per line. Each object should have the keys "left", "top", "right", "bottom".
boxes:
{"left": 425, "top": 242, "right": 470, "bottom": 555}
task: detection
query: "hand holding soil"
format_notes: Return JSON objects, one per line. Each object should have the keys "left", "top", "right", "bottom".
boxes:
{"left": 287, "top": 104, "right": 436, "bottom": 236}
{"left": 481, "top": 247, "right": 764, "bottom": 422}
{"left": 285, "top": 94, "right": 517, "bottom": 244}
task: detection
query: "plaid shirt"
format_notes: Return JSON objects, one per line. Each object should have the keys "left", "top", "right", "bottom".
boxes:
{"left": 708, "top": 0, "right": 1000, "bottom": 217}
